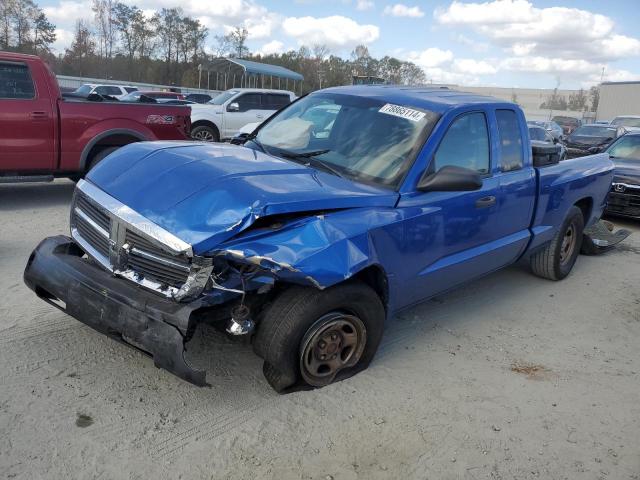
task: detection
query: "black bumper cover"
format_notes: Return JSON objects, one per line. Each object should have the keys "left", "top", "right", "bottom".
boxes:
{"left": 23, "top": 236, "right": 212, "bottom": 386}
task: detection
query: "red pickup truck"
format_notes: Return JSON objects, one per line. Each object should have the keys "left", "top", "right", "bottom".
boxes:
{"left": 0, "top": 52, "right": 191, "bottom": 182}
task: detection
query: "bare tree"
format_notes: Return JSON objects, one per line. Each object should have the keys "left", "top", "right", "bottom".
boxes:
{"left": 92, "top": 0, "right": 116, "bottom": 72}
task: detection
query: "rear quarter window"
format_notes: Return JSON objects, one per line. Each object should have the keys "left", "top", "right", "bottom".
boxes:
{"left": 0, "top": 62, "right": 35, "bottom": 99}
{"left": 497, "top": 110, "right": 524, "bottom": 171}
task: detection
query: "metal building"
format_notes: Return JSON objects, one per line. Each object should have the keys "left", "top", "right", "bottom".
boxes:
{"left": 199, "top": 58, "right": 304, "bottom": 94}
{"left": 597, "top": 81, "right": 640, "bottom": 121}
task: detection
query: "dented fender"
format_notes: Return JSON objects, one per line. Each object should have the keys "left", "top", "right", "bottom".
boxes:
{"left": 209, "top": 207, "right": 408, "bottom": 292}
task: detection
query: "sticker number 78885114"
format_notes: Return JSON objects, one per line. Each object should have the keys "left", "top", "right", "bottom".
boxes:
{"left": 378, "top": 103, "right": 426, "bottom": 122}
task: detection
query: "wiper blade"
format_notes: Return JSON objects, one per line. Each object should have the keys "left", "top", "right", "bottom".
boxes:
{"left": 279, "top": 149, "right": 346, "bottom": 179}
{"left": 280, "top": 149, "right": 330, "bottom": 159}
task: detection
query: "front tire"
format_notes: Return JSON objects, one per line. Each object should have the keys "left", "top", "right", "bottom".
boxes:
{"left": 191, "top": 125, "right": 220, "bottom": 142}
{"left": 253, "top": 282, "right": 385, "bottom": 393}
{"left": 530, "top": 205, "right": 584, "bottom": 280}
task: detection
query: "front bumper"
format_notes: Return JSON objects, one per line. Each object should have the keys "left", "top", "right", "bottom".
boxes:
{"left": 606, "top": 190, "right": 640, "bottom": 219}
{"left": 23, "top": 236, "right": 228, "bottom": 386}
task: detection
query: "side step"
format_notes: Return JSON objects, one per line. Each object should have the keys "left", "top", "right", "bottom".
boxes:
{"left": 0, "top": 175, "right": 54, "bottom": 184}
{"left": 582, "top": 219, "right": 631, "bottom": 255}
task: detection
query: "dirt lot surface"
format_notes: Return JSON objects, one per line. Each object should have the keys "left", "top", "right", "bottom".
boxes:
{"left": 1, "top": 180, "right": 639, "bottom": 480}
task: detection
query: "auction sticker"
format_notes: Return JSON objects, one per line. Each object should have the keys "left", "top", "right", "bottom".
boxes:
{"left": 378, "top": 103, "right": 426, "bottom": 122}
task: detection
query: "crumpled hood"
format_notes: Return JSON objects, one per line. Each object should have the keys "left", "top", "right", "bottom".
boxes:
{"left": 612, "top": 159, "right": 640, "bottom": 185}
{"left": 87, "top": 142, "right": 398, "bottom": 253}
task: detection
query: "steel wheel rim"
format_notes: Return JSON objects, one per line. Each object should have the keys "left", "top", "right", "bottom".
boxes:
{"left": 560, "top": 223, "right": 576, "bottom": 264}
{"left": 192, "top": 130, "right": 214, "bottom": 141}
{"left": 300, "top": 312, "right": 367, "bottom": 387}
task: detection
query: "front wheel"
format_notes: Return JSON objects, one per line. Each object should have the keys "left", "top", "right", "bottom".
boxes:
{"left": 191, "top": 125, "right": 219, "bottom": 142}
{"left": 253, "top": 282, "right": 385, "bottom": 393}
{"left": 530, "top": 205, "right": 584, "bottom": 280}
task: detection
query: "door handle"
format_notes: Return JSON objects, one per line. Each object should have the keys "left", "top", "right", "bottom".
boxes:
{"left": 475, "top": 195, "right": 496, "bottom": 208}
{"left": 256, "top": 114, "right": 265, "bottom": 119}
{"left": 30, "top": 111, "right": 48, "bottom": 119}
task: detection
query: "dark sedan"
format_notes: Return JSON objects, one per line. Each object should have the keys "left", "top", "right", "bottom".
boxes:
{"left": 604, "top": 133, "right": 640, "bottom": 219}
{"left": 564, "top": 125, "right": 624, "bottom": 158}
{"left": 529, "top": 125, "right": 566, "bottom": 159}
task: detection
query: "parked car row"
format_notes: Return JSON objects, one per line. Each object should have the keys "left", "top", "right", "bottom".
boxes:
{"left": 0, "top": 52, "right": 192, "bottom": 182}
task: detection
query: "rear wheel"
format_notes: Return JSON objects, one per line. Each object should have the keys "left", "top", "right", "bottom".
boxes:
{"left": 191, "top": 125, "right": 219, "bottom": 142}
{"left": 87, "top": 146, "right": 119, "bottom": 172}
{"left": 253, "top": 282, "right": 385, "bottom": 393}
{"left": 530, "top": 205, "right": 584, "bottom": 280}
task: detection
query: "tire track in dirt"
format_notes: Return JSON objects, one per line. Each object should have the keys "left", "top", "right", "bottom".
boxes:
{"left": 149, "top": 397, "right": 274, "bottom": 459}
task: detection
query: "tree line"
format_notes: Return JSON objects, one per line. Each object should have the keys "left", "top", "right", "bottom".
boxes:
{"left": 539, "top": 87, "right": 599, "bottom": 112}
{"left": 1, "top": 0, "right": 427, "bottom": 92}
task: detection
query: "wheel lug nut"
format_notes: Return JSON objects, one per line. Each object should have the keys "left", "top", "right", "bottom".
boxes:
{"left": 319, "top": 341, "right": 326, "bottom": 348}
{"left": 320, "top": 354, "right": 326, "bottom": 360}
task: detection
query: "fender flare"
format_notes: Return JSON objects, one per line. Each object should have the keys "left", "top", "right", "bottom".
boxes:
{"left": 79, "top": 128, "right": 148, "bottom": 171}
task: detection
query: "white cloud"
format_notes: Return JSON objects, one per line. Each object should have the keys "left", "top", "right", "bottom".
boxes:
{"left": 282, "top": 16, "right": 379, "bottom": 49}
{"left": 356, "top": 0, "right": 374, "bottom": 11}
{"left": 435, "top": 0, "right": 535, "bottom": 25}
{"left": 257, "top": 40, "right": 285, "bottom": 56}
{"left": 383, "top": 4, "right": 424, "bottom": 18}
{"left": 51, "top": 28, "right": 75, "bottom": 54}
{"left": 43, "top": 1, "right": 93, "bottom": 24}
{"left": 500, "top": 55, "right": 640, "bottom": 87}
{"left": 452, "top": 58, "right": 497, "bottom": 75}
{"left": 407, "top": 47, "right": 453, "bottom": 68}
{"left": 434, "top": 0, "right": 640, "bottom": 62}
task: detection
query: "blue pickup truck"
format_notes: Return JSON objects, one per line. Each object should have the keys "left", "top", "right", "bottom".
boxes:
{"left": 24, "top": 86, "right": 615, "bottom": 392}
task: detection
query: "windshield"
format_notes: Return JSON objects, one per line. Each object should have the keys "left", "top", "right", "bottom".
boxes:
{"left": 209, "top": 90, "right": 239, "bottom": 105}
{"left": 607, "top": 135, "right": 640, "bottom": 162}
{"left": 553, "top": 116, "right": 579, "bottom": 125}
{"left": 611, "top": 117, "right": 640, "bottom": 128}
{"left": 253, "top": 93, "right": 439, "bottom": 188}
{"left": 75, "top": 85, "right": 93, "bottom": 94}
{"left": 121, "top": 91, "right": 142, "bottom": 101}
{"left": 529, "top": 127, "right": 548, "bottom": 141}
{"left": 571, "top": 126, "right": 616, "bottom": 137}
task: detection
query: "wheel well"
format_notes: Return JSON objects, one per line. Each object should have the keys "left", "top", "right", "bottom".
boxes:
{"left": 574, "top": 197, "right": 593, "bottom": 223}
{"left": 352, "top": 265, "right": 389, "bottom": 310}
{"left": 191, "top": 120, "right": 220, "bottom": 136}
{"left": 86, "top": 134, "right": 140, "bottom": 167}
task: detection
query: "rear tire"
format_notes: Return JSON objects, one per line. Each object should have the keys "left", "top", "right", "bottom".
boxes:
{"left": 191, "top": 125, "right": 220, "bottom": 142}
{"left": 87, "top": 146, "right": 119, "bottom": 172}
{"left": 530, "top": 205, "right": 584, "bottom": 280}
{"left": 253, "top": 282, "right": 385, "bottom": 393}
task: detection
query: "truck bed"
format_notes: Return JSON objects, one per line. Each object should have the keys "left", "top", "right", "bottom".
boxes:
{"left": 528, "top": 153, "right": 613, "bottom": 253}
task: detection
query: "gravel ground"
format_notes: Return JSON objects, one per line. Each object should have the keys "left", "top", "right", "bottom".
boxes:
{"left": 1, "top": 180, "right": 639, "bottom": 480}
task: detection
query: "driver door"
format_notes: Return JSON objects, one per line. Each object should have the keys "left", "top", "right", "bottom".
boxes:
{"left": 395, "top": 111, "right": 507, "bottom": 306}
{"left": 223, "top": 93, "right": 262, "bottom": 138}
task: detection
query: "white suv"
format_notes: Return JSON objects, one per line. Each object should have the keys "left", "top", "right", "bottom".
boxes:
{"left": 74, "top": 84, "right": 138, "bottom": 99}
{"left": 189, "top": 88, "right": 296, "bottom": 142}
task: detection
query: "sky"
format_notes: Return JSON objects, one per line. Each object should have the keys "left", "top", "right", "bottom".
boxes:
{"left": 38, "top": 0, "right": 640, "bottom": 89}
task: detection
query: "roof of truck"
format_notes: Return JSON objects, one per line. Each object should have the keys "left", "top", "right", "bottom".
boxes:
{"left": 320, "top": 85, "right": 509, "bottom": 113}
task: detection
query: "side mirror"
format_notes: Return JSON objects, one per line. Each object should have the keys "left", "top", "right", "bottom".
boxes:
{"left": 227, "top": 102, "right": 240, "bottom": 112}
{"left": 553, "top": 137, "right": 559, "bottom": 144}
{"left": 417, "top": 165, "right": 483, "bottom": 192}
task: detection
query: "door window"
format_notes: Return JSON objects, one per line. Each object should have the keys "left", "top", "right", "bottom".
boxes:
{"left": 496, "top": 109, "right": 524, "bottom": 171}
{"left": 264, "top": 94, "right": 291, "bottom": 110}
{"left": 433, "top": 112, "right": 490, "bottom": 174}
{"left": 0, "top": 62, "right": 35, "bottom": 99}
{"left": 233, "top": 93, "right": 262, "bottom": 112}
{"left": 95, "top": 86, "right": 122, "bottom": 96}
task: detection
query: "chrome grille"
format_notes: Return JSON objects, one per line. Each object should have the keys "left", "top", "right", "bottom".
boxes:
{"left": 125, "top": 229, "right": 191, "bottom": 287}
{"left": 70, "top": 184, "right": 198, "bottom": 296}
